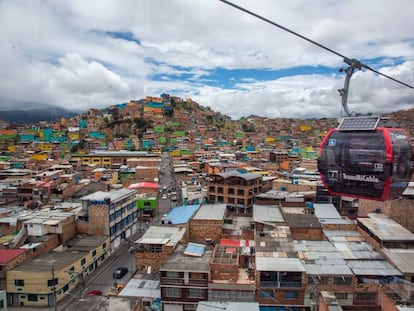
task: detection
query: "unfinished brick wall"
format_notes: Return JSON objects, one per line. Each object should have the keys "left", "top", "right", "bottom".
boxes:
{"left": 189, "top": 219, "right": 223, "bottom": 244}
{"left": 134, "top": 244, "right": 174, "bottom": 271}
{"left": 88, "top": 204, "right": 109, "bottom": 236}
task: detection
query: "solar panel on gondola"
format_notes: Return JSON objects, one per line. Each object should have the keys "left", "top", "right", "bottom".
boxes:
{"left": 318, "top": 117, "right": 414, "bottom": 201}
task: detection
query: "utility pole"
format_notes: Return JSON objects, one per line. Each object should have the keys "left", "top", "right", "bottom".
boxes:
{"left": 52, "top": 267, "right": 57, "bottom": 311}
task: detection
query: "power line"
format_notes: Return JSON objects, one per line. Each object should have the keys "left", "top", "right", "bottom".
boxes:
{"left": 218, "top": 0, "right": 414, "bottom": 90}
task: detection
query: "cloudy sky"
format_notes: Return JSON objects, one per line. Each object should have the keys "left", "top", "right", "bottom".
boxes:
{"left": 1, "top": 0, "right": 413, "bottom": 120}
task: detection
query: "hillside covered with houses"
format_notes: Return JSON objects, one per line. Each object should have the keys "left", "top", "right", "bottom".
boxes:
{"left": 0, "top": 94, "right": 413, "bottom": 311}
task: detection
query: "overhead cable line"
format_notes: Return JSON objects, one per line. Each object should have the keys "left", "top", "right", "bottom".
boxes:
{"left": 218, "top": 0, "right": 414, "bottom": 90}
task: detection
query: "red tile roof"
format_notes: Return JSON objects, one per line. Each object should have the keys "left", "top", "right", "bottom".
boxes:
{"left": 0, "top": 249, "right": 27, "bottom": 264}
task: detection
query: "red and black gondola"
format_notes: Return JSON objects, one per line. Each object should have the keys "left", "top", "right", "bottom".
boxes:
{"left": 318, "top": 116, "right": 414, "bottom": 201}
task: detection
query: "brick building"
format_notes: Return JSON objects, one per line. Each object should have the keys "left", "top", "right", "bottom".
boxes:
{"left": 160, "top": 243, "right": 212, "bottom": 311}
{"left": 79, "top": 188, "right": 137, "bottom": 250}
{"left": 188, "top": 203, "right": 226, "bottom": 245}
{"left": 207, "top": 171, "right": 263, "bottom": 215}
{"left": 134, "top": 225, "right": 186, "bottom": 271}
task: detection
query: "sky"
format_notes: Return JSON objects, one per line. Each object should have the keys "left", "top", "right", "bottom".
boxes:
{"left": 0, "top": 0, "right": 414, "bottom": 120}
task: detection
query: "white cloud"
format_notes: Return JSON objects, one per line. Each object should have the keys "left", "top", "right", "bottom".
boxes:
{"left": 0, "top": 0, "right": 413, "bottom": 118}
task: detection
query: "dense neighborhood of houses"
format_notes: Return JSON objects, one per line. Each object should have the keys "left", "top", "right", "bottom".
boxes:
{"left": 0, "top": 94, "right": 413, "bottom": 311}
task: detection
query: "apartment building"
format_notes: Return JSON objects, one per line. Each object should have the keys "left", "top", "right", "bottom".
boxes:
{"left": 207, "top": 171, "right": 263, "bottom": 215}
{"left": 208, "top": 239, "right": 256, "bottom": 303}
{"left": 160, "top": 243, "right": 212, "bottom": 311}
{"left": 6, "top": 235, "right": 109, "bottom": 308}
{"left": 255, "top": 226, "right": 306, "bottom": 309}
{"left": 79, "top": 188, "right": 137, "bottom": 250}
{"left": 69, "top": 150, "right": 152, "bottom": 168}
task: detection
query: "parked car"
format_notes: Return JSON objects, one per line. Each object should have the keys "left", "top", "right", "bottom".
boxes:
{"left": 112, "top": 267, "right": 128, "bottom": 279}
{"left": 86, "top": 290, "right": 102, "bottom": 297}
{"left": 162, "top": 194, "right": 167, "bottom": 200}
{"left": 107, "top": 284, "right": 124, "bottom": 297}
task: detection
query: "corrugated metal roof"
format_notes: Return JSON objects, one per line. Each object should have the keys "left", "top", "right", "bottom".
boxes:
{"left": 382, "top": 248, "right": 414, "bottom": 274}
{"left": 135, "top": 226, "right": 186, "bottom": 246}
{"left": 193, "top": 203, "right": 226, "bottom": 220}
{"left": 256, "top": 257, "right": 305, "bottom": 272}
{"left": 117, "top": 278, "right": 160, "bottom": 298}
{"left": 358, "top": 213, "right": 414, "bottom": 242}
{"left": 218, "top": 171, "right": 262, "bottom": 181}
{"left": 80, "top": 188, "right": 136, "bottom": 202}
{"left": 304, "top": 263, "right": 353, "bottom": 275}
{"left": 314, "top": 203, "right": 342, "bottom": 219}
{"left": 346, "top": 260, "right": 402, "bottom": 276}
{"left": 253, "top": 204, "right": 285, "bottom": 223}
{"left": 166, "top": 204, "right": 199, "bottom": 224}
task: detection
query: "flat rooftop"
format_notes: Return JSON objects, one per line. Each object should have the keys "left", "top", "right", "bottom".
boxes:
{"left": 253, "top": 204, "right": 285, "bottom": 223}
{"left": 192, "top": 203, "right": 226, "bottom": 220}
{"left": 135, "top": 225, "right": 186, "bottom": 247}
{"left": 160, "top": 243, "right": 212, "bottom": 273}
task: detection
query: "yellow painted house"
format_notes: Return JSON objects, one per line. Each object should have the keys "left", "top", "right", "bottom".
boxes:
{"left": 7, "top": 235, "right": 109, "bottom": 308}
{"left": 29, "top": 153, "right": 49, "bottom": 161}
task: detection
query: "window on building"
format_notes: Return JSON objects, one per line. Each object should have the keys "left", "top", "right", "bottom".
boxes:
{"left": 27, "top": 294, "right": 38, "bottom": 302}
{"left": 237, "top": 189, "right": 244, "bottom": 196}
{"left": 212, "top": 290, "right": 231, "bottom": 300}
{"left": 188, "top": 288, "right": 204, "bottom": 298}
{"left": 356, "top": 292, "right": 377, "bottom": 302}
{"left": 47, "top": 278, "right": 58, "bottom": 287}
{"left": 166, "top": 271, "right": 180, "bottom": 278}
{"left": 103, "top": 242, "right": 107, "bottom": 249}
{"left": 280, "top": 272, "right": 302, "bottom": 288}
{"left": 335, "top": 293, "right": 348, "bottom": 300}
{"left": 148, "top": 244, "right": 162, "bottom": 253}
{"left": 316, "top": 276, "right": 328, "bottom": 285}
{"left": 81, "top": 258, "right": 86, "bottom": 266}
{"left": 92, "top": 250, "right": 97, "bottom": 257}
{"left": 190, "top": 272, "right": 204, "bottom": 279}
{"left": 14, "top": 279, "right": 24, "bottom": 287}
{"left": 236, "top": 291, "right": 254, "bottom": 301}
{"left": 284, "top": 291, "right": 299, "bottom": 299}
{"left": 260, "top": 290, "right": 273, "bottom": 299}
{"left": 333, "top": 276, "right": 352, "bottom": 285}
{"left": 164, "top": 287, "right": 181, "bottom": 298}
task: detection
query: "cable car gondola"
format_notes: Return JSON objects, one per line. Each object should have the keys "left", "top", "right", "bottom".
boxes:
{"left": 218, "top": 1, "right": 414, "bottom": 201}
{"left": 318, "top": 116, "right": 414, "bottom": 201}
